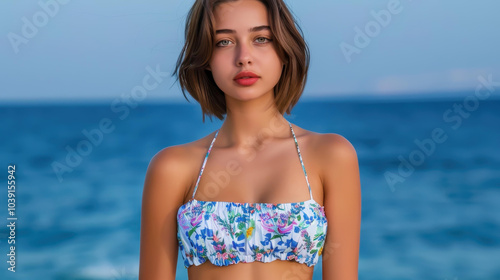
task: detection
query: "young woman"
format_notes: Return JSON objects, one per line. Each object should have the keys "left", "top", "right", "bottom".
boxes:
{"left": 139, "top": 0, "right": 361, "bottom": 279}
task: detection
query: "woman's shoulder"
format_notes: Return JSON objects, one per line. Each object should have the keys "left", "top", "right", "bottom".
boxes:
{"left": 295, "top": 124, "right": 355, "bottom": 148}
{"left": 298, "top": 126, "right": 359, "bottom": 197}
{"left": 297, "top": 125, "right": 358, "bottom": 163}
{"left": 149, "top": 130, "right": 218, "bottom": 170}
{"left": 144, "top": 131, "right": 218, "bottom": 196}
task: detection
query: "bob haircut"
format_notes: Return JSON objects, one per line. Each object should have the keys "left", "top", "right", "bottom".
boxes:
{"left": 173, "top": 0, "right": 310, "bottom": 122}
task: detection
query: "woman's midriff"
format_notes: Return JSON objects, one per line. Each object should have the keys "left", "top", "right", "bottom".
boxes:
{"left": 186, "top": 260, "right": 315, "bottom": 280}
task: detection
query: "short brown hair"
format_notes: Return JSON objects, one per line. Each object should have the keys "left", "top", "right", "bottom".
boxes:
{"left": 172, "top": 0, "right": 310, "bottom": 122}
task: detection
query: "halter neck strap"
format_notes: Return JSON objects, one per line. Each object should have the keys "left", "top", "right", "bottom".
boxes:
{"left": 191, "top": 120, "right": 313, "bottom": 200}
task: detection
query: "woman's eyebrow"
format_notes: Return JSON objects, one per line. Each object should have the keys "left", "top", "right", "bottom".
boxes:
{"left": 215, "top": 25, "right": 270, "bottom": 34}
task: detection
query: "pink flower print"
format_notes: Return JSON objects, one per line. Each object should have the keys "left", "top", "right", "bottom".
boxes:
{"left": 256, "top": 253, "right": 263, "bottom": 261}
{"left": 256, "top": 204, "right": 262, "bottom": 211}
{"left": 190, "top": 214, "right": 202, "bottom": 227}
{"left": 287, "top": 255, "right": 297, "bottom": 261}
{"left": 179, "top": 207, "right": 188, "bottom": 216}
{"left": 277, "top": 213, "right": 296, "bottom": 234}
{"left": 260, "top": 212, "right": 276, "bottom": 232}
{"left": 319, "top": 206, "right": 326, "bottom": 216}
{"left": 213, "top": 234, "right": 219, "bottom": 242}
{"left": 216, "top": 252, "right": 221, "bottom": 259}
{"left": 266, "top": 203, "right": 274, "bottom": 208}
{"left": 222, "top": 252, "right": 228, "bottom": 260}
{"left": 214, "top": 242, "right": 225, "bottom": 253}
{"left": 277, "top": 222, "right": 296, "bottom": 234}
{"left": 214, "top": 244, "right": 223, "bottom": 251}
{"left": 178, "top": 215, "right": 191, "bottom": 231}
{"left": 300, "top": 230, "right": 307, "bottom": 237}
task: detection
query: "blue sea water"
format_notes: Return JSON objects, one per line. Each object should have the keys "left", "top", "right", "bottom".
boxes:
{"left": 0, "top": 98, "right": 499, "bottom": 280}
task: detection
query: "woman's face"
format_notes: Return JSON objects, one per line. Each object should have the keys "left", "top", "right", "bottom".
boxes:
{"left": 208, "top": 0, "right": 283, "bottom": 101}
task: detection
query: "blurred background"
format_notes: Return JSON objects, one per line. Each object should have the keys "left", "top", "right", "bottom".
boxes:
{"left": 1, "top": 0, "right": 499, "bottom": 279}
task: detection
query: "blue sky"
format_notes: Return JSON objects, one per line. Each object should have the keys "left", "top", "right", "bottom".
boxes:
{"left": 1, "top": 0, "right": 499, "bottom": 103}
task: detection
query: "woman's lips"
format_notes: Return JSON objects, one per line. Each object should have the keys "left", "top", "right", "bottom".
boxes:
{"left": 233, "top": 71, "right": 260, "bottom": 86}
{"left": 234, "top": 77, "right": 259, "bottom": 86}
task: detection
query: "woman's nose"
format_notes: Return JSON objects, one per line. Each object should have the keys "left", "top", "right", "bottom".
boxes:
{"left": 236, "top": 42, "right": 253, "bottom": 66}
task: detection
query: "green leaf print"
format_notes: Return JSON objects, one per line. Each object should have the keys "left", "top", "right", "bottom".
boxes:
{"left": 238, "top": 222, "right": 246, "bottom": 231}
{"left": 313, "top": 230, "right": 324, "bottom": 241}
{"left": 216, "top": 216, "right": 234, "bottom": 238}
{"left": 235, "top": 231, "right": 243, "bottom": 239}
{"left": 188, "top": 226, "right": 197, "bottom": 238}
{"left": 303, "top": 232, "right": 312, "bottom": 249}
{"left": 270, "top": 233, "right": 285, "bottom": 240}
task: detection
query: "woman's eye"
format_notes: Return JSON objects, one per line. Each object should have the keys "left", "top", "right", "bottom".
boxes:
{"left": 216, "top": 39, "right": 231, "bottom": 47}
{"left": 256, "top": 37, "right": 271, "bottom": 43}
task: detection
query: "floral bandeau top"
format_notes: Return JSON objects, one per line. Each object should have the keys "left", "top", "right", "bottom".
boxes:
{"left": 176, "top": 121, "right": 328, "bottom": 268}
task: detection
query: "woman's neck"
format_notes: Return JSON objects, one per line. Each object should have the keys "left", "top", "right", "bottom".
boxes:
{"left": 218, "top": 109, "right": 290, "bottom": 149}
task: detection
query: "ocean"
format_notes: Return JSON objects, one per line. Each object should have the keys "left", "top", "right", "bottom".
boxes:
{"left": 1, "top": 98, "right": 499, "bottom": 280}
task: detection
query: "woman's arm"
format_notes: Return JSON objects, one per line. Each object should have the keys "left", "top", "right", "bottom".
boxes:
{"left": 319, "top": 134, "right": 361, "bottom": 280}
{"left": 139, "top": 146, "right": 190, "bottom": 280}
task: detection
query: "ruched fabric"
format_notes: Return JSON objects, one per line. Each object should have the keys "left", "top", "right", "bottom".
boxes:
{"left": 177, "top": 198, "right": 327, "bottom": 268}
